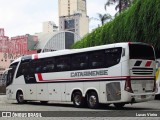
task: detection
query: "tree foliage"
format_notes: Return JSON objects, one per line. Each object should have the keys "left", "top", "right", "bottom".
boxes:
{"left": 105, "top": 0, "right": 133, "bottom": 14}
{"left": 72, "top": 0, "right": 160, "bottom": 52}
{"left": 97, "top": 13, "right": 112, "bottom": 26}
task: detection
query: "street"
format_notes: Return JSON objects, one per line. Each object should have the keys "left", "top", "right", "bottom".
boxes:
{"left": 0, "top": 95, "right": 160, "bottom": 120}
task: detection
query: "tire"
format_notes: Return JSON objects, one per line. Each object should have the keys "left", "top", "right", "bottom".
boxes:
{"left": 105, "top": 104, "right": 110, "bottom": 107}
{"left": 87, "top": 92, "right": 99, "bottom": 109}
{"left": 40, "top": 101, "right": 48, "bottom": 104}
{"left": 155, "top": 94, "right": 160, "bottom": 100}
{"left": 114, "top": 103, "right": 125, "bottom": 109}
{"left": 73, "top": 92, "right": 85, "bottom": 108}
{"left": 16, "top": 91, "right": 25, "bottom": 104}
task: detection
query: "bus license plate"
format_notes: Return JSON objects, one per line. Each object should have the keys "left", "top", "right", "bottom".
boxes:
{"left": 141, "top": 95, "right": 146, "bottom": 99}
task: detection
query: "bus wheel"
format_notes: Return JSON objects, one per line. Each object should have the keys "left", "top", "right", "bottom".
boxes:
{"left": 73, "top": 92, "right": 85, "bottom": 108}
{"left": 87, "top": 92, "right": 99, "bottom": 109}
{"left": 114, "top": 103, "right": 125, "bottom": 109}
{"left": 16, "top": 91, "right": 25, "bottom": 104}
{"left": 40, "top": 101, "right": 48, "bottom": 104}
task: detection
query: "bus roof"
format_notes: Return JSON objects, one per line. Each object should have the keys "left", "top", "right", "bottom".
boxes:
{"left": 12, "top": 42, "right": 152, "bottom": 62}
{"left": 35, "top": 42, "right": 129, "bottom": 59}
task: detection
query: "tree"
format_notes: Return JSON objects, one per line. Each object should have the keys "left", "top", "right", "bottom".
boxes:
{"left": 97, "top": 13, "right": 112, "bottom": 26}
{"left": 105, "top": 0, "right": 133, "bottom": 14}
{"left": 72, "top": 0, "right": 160, "bottom": 51}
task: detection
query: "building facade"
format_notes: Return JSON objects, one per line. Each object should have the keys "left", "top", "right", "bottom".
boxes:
{"left": 36, "top": 31, "right": 81, "bottom": 53}
{"left": 0, "top": 28, "right": 38, "bottom": 78}
{"left": 58, "top": 0, "right": 89, "bottom": 38}
{"left": 43, "top": 21, "right": 58, "bottom": 33}
{"left": 58, "top": 0, "right": 87, "bottom": 16}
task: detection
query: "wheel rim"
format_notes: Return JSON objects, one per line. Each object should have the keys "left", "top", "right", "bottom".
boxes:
{"left": 18, "top": 94, "right": 24, "bottom": 103}
{"left": 74, "top": 95, "right": 81, "bottom": 106}
{"left": 89, "top": 95, "right": 97, "bottom": 107}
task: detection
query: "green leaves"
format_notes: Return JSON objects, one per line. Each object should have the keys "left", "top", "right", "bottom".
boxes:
{"left": 97, "top": 13, "right": 112, "bottom": 26}
{"left": 72, "top": 0, "right": 160, "bottom": 51}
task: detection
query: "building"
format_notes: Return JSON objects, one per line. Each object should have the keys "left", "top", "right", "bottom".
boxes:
{"left": 36, "top": 31, "right": 81, "bottom": 53}
{"left": 58, "top": 0, "right": 87, "bottom": 16}
{"left": 58, "top": 0, "right": 89, "bottom": 38}
{"left": 42, "top": 21, "right": 58, "bottom": 33}
{"left": 0, "top": 28, "right": 38, "bottom": 78}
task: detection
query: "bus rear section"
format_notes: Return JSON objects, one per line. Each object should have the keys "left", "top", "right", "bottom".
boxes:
{"left": 124, "top": 43, "right": 156, "bottom": 103}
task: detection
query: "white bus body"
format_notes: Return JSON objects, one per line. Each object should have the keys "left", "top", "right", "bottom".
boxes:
{"left": 156, "top": 59, "right": 160, "bottom": 96}
{"left": 6, "top": 42, "right": 156, "bottom": 108}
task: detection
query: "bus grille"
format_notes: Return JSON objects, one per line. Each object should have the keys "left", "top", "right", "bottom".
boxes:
{"left": 131, "top": 67, "right": 153, "bottom": 75}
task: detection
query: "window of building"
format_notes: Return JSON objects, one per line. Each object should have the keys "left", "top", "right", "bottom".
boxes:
{"left": 65, "top": 19, "right": 75, "bottom": 29}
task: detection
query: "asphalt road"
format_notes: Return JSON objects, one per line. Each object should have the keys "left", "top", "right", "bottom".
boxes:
{"left": 0, "top": 95, "right": 160, "bottom": 120}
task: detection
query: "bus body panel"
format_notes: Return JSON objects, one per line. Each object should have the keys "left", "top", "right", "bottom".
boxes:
{"left": 129, "top": 59, "right": 155, "bottom": 94}
{"left": 99, "top": 81, "right": 107, "bottom": 103}
{"left": 24, "top": 84, "right": 37, "bottom": 100}
{"left": 48, "top": 83, "right": 64, "bottom": 101}
{"left": 37, "top": 84, "right": 48, "bottom": 101}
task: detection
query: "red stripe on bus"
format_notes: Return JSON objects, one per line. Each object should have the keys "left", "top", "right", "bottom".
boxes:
{"left": 35, "top": 76, "right": 154, "bottom": 82}
{"left": 37, "top": 73, "right": 43, "bottom": 81}
{"left": 145, "top": 61, "right": 152, "bottom": 67}
{"left": 34, "top": 54, "right": 38, "bottom": 60}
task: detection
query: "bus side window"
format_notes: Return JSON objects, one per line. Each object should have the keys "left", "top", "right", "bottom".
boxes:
{"left": 89, "top": 50, "right": 104, "bottom": 69}
{"left": 16, "top": 62, "right": 29, "bottom": 77}
{"left": 56, "top": 56, "right": 70, "bottom": 71}
{"left": 71, "top": 53, "right": 88, "bottom": 70}
{"left": 21, "top": 62, "right": 30, "bottom": 75}
{"left": 30, "top": 60, "right": 42, "bottom": 74}
{"left": 42, "top": 58, "right": 55, "bottom": 73}
{"left": 105, "top": 47, "right": 122, "bottom": 67}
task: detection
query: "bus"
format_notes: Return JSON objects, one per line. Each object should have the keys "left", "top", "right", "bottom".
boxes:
{"left": 6, "top": 42, "right": 156, "bottom": 109}
{"left": 155, "top": 58, "right": 160, "bottom": 99}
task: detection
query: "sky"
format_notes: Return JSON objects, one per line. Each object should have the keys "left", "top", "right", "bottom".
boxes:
{"left": 0, "top": 0, "right": 116, "bottom": 37}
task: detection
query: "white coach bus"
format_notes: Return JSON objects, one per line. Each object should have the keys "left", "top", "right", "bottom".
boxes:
{"left": 6, "top": 42, "right": 156, "bottom": 109}
{"left": 155, "top": 58, "right": 160, "bottom": 99}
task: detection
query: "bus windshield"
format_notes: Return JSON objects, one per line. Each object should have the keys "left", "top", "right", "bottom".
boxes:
{"left": 6, "top": 62, "right": 19, "bottom": 86}
{"left": 129, "top": 44, "right": 155, "bottom": 60}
